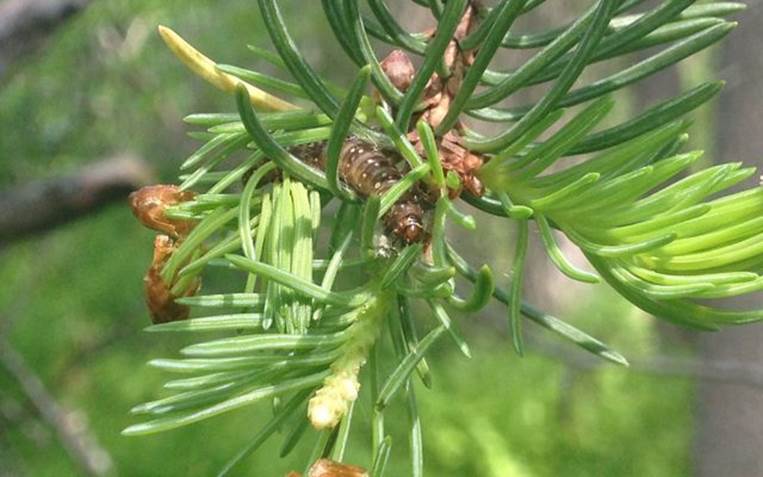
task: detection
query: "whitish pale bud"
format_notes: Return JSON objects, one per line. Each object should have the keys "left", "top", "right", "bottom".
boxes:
{"left": 307, "top": 294, "right": 389, "bottom": 430}
{"left": 308, "top": 370, "right": 361, "bottom": 430}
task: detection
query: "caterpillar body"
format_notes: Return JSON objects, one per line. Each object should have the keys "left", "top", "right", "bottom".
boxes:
{"left": 336, "top": 138, "right": 427, "bottom": 244}
{"left": 290, "top": 138, "right": 429, "bottom": 243}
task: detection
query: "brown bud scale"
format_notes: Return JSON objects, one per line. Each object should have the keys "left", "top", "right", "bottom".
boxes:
{"left": 143, "top": 235, "right": 201, "bottom": 324}
{"left": 129, "top": 184, "right": 197, "bottom": 238}
{"left": 309, "top": 459, "right": 369, "bottom": 477}
{"left": 380, "top": 49, "right": 415, "bottom": 92}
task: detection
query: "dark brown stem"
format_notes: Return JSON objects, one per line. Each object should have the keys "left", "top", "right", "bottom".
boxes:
{"left": 0, "top": 155, "right": 153, "bottom": 245}
{"left": 0, "top": 335, "right": 113, "bottom": 476}
{"left": 532, "top": 334, "right": 763, "bottom": 389}
{"left": 0, "top": 0, "right": 91, "bottom": 78}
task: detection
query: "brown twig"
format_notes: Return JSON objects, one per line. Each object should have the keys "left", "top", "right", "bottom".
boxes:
{"left": 0, "top": 0, "right": 91, "bottom": 77}
{"left": 527, "top": 335, "right": 763, "bottom": 389}
{"left": 0, "top": 155, "right": 153, "bottom": 245}
{"left": 0, "top": 335, "right": 113, "bottom": 476}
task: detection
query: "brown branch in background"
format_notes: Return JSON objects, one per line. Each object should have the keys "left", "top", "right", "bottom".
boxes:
{"left": 0, "top": 155, "right": 153, "bottom": 245}
{"left": 0, "top": 336, "right": 113, "bottom": 476}
{"left": 528, "top": 336, "right": 763, "bottom": 389}
{"left": 0, "top": 0, "right": 91, "bottom": 76}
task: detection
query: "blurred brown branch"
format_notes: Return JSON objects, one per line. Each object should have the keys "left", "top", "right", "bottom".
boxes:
{"left": 528, "top": 336, "right": 763, "bottom": 389}
{"left": 0, "top": 155, "right": 153, "bottom": 245}
{"left": 0, "top": 336, "right": 112, "bottom": 476}
{"left": 0, "top": 0, "right": 91, "bottom": 75}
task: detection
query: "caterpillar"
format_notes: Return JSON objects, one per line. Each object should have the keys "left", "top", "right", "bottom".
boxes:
{"left": 290, "top": 138, "right": 429, "bottom": 244}
{"left": 336, "top": 137, "right": 428, "bottom": 244}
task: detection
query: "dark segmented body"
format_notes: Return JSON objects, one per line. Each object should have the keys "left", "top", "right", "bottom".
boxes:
{"left": 338, "top": 138, "right": 400, "bottom": 196}
{"left": 334, "top": 138, "right": 426, "bottom": 243}
{"left": 383, "top": 199, "right": 426, "bottom": 244}
{"left": 289, "top": 138, "right": 427, "bottom": 243}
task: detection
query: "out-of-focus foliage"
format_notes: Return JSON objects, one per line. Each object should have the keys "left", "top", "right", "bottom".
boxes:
{"left": 0, "top": 1, "right": 700, "bottom": 475}
{"left": 0, "top": 0, "right": 352, "bottom": 185}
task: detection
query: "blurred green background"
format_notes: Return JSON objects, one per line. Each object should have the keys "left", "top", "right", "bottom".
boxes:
{"left": 1, "top": 1, "right": 760, "bottom": 476}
